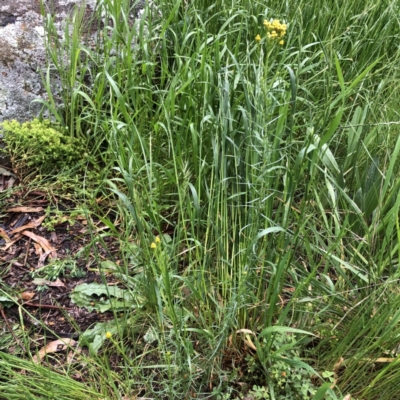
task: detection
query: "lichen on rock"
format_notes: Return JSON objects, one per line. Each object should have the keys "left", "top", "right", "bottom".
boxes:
{"left": 0, "top": 0, "right": 98, "bottom": 123}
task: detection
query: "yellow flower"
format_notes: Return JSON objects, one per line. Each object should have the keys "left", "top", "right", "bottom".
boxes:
{"left": 279, "top": 40, "right": 284, "bottom": 45}
{"left": 150, "top": 242, "right": 157, "bottom": 249}
{"left": 255, "top": 34, "right": 261, "bottom": 42}
{"left": 263, "top": 18, "right": 287, "bottom": 43}
{"left": 155, "top": 236, "right": 161, "bottom": 243}
{"left": 105, "top": 332, "right": 112, "bottom": 339}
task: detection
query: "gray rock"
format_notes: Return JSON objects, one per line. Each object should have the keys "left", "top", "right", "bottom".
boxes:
{"left": 0, "top": 0, "right": 148, "bottom": 121}
{"left": 0, "top": 0, "right": 148, "bottom": 167}
{"left": 0, "top": 0, "right": 97, "bottom": 123}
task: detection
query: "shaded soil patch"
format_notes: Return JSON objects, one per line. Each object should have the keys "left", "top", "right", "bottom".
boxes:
{"left": 0, "top": 179, "right": 120, "bottom": 343}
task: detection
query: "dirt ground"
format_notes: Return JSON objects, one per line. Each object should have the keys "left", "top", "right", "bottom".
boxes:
{"left": 0, "top": 172, "right": 119, "bottom": 344}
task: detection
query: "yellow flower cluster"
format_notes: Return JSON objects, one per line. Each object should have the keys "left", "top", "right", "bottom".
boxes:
{"left": 150, "top": 236, "right": 161, "bottom": 249}
{"left": 256, "top": 19, "right": 287, "bottom": 45}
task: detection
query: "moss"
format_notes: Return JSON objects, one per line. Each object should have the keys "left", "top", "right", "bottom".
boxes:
{"left": 0, "top": 118, "right": 85, "bottom": 177}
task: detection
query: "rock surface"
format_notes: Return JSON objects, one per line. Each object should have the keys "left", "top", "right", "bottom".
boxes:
{"left": 0, "top": 0, "right": 146, "bottom": 166}
{"left": 0, "top": 0, "right": 99, "bottom": 123}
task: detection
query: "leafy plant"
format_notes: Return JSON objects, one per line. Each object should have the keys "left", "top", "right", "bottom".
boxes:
{"left": 70, "top": 283, "right": 136, "bottom": 313}
{"left": 244, "top": 328, "right": 319, "bottom": 399}
{"left": 30, "top": 256, "right": 86, "bottom": 281}
{"left": 43, "top": 206, "right": 82, "bottom": 231}
{"left": 80, "top": 319, "right": 122, "bottom": 354}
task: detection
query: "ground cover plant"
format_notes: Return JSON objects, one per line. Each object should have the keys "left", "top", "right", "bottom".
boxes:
{"left": 1, "top": 0, "right": 400, "bottom": 398}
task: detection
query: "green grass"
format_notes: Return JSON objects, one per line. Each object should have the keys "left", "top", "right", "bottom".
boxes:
{"left": 1, "top": 0, "right": 400, "bottom": 398}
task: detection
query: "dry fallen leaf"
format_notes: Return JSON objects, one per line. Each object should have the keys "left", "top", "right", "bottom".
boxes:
{"left": 0, "top": 227, "right": 11, "bottom": 242}
{"left": 34, "top": 242, "right": 43, "bottom": 257}
{"left": 236, "top": 329, "right": 256, "bottom": 335}
{"left": 236, "top": 329, "right": 257, "bottom": 351}
{"left": 21, "top": 231, "right": 57, "bottom": 258}
{"left": 12, "top": 261, "right": 24, "bottom": 267}
{"left": 6, "top": 207, "right": 44, "bottom": 213}
{"left": 1, "top": 234, "right": 22, "bottom": 251}
{"left": 33, "top": 338, "right": 77, "bottom": 363}
{"left": 9, "top": 215, "right": 46, "bottom": 235}
{"left": 331, "top": 356, "right": 345, "bottom": 388}
{"left": 20, "top": 291, "right": 35, "bottom": 301}
{"left": 48, "top": 278, "right": 66, "bottom": 288}
{"left": 37, "top": 250, "right": 54, "bottom": 268}
{"left": 31, "top": 278, "right": 65, "bottom": 287}
{"left": 66, "top": 347, "right": 82, "bottom": 364}
{"left": 7, "top": 177, "right": 16, "bottom": 189}
{"left": 374, "top": 357, "right": 395, "bottom": 363}
{"left": 50, "top": 231, "right": 58, "bottom": 244}
{"left": 0, "top": 167, "right": 16, "bottom": 177}
{"left": 333, "top": 357, "right": 344, "bottom": 373}
{"left": 32, "top": 278, "right": 50, "bottom": 285}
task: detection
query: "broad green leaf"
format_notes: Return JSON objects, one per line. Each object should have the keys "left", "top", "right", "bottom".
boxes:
{"left": 70, "top": 283, "right": 134, "bottom": 312}
{"left": 80, "top": 319, "right": 120, "bottom": 354}
{"left": 72, "top": 283, "right": 130, "bottom": 299}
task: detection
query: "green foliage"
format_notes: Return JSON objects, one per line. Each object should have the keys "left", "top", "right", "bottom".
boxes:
{"left": 245, "top": 332, "right": 319, "bottom": 399}
{"left": 0, "top": 118, "right": 85, "bottom": 178}
{"left": 30, "top": 256, "right": 86, "bottom": 282}
{"left": 70, "top": 283, "right": 135, "bottom": 313}
{"left": 1, "top": 0, "right": 399, "bottom": 399}
{"left": 79, "top": 319, "right": 123, "bottom": 354}
{"left": 43, "top": 206, "right": 82, "bottom": 231}
{"left": 35, "top": 0, "right": 399, "bottom": 395}
{"left": 0, "top": 352, "right": 100, "bottom": 399}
